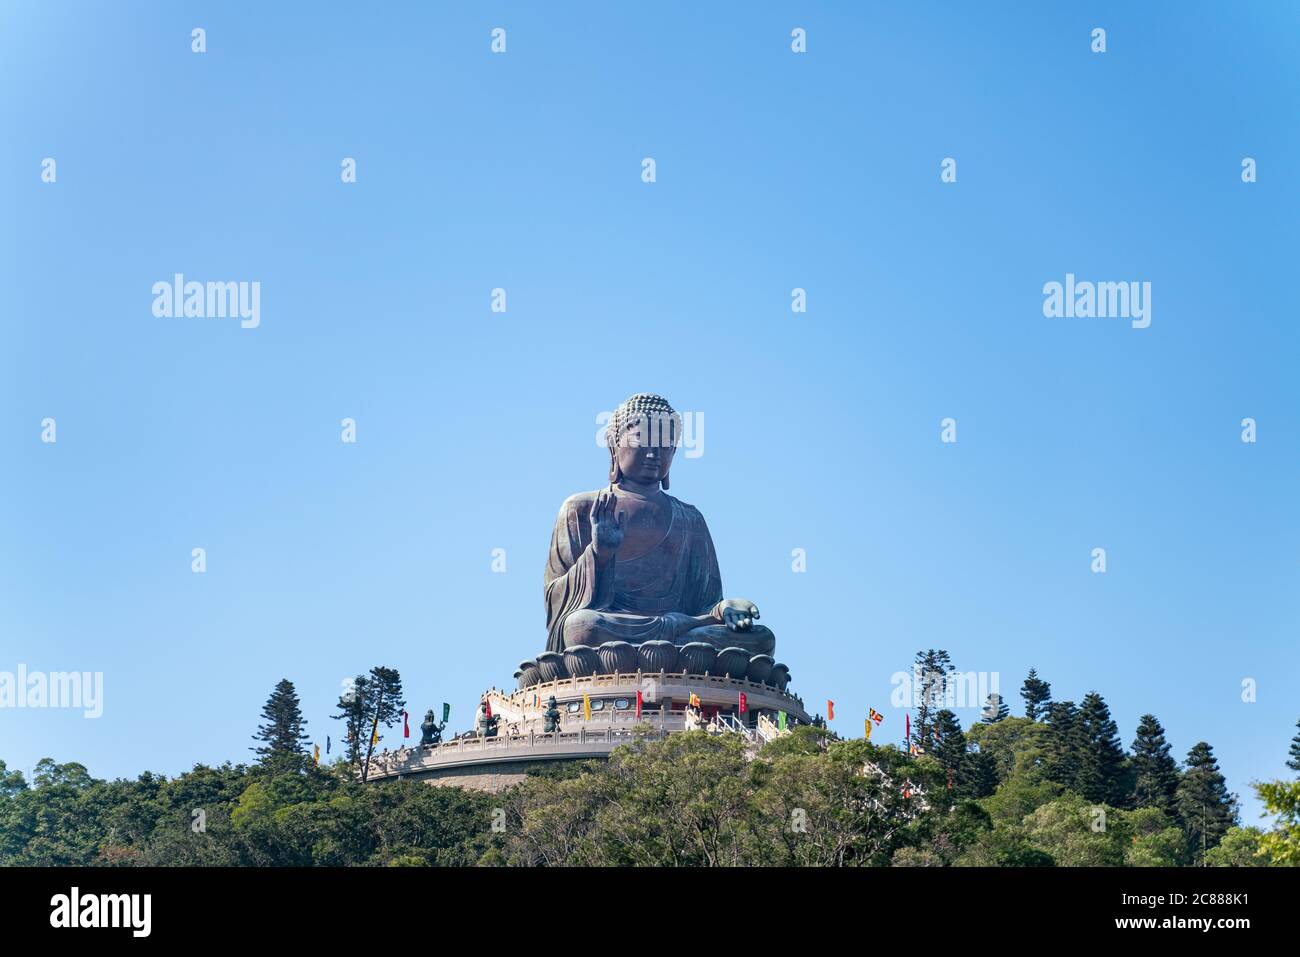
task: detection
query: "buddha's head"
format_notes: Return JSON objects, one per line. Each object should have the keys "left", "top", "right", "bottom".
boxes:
{"left": 606, "top": 393, "right": 681, "bottom": 489}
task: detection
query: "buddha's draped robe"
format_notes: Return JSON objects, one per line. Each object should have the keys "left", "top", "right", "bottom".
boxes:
{"left": 544, "top": 491, "right": 724, "bottom": 654}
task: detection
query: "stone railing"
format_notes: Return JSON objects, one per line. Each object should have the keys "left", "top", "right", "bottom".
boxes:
{"left": 502, "top": 670, "right": 806, "bottom": 710}
{"left": 365, "top": 724, "right": 674, "bottom": 779}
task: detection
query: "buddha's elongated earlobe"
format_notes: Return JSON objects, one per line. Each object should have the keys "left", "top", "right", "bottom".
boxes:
{"left": 661, "top": 471, "right": 670, "bottom": 490}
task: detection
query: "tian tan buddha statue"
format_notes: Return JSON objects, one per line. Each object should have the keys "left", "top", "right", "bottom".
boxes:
{"left": 544, "top": 393, "right": 776, "bottom": 658}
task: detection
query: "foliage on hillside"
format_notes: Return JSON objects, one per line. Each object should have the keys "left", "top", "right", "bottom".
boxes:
{"left": 3, "top": 722, "right": 1295, "bottom": 866}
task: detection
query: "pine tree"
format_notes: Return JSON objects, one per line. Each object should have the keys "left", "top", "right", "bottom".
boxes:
{"left": 1130, "top": 714, "right": 1181, "bottom": 819}
{"left": 1075, "top": 692, "right": 1130, "bottom": 807}
{"left": 982, "top": 692, "right": 1010, "bottom": 723}
{"left": 1176, "top": 742, "right": 1238, "bottom": 864}
{"left": 912, "top": 649, "right": 954, "bottom": 751}
{"left": 931, "top": 709, "right": 977, "bottom": 799}
{"left": 1287, "top": 719, "right": 1300, "bottom": 775}
{"left": 1043, "top": 700, "right": 1081, "bottom": 792}
{"left": 966, "top": 747, "right": 1000, "bottom": 799}
{"left": 931, "top": 709, "right": 966, "bottom": 770}
{"left": 333, "top": 673, "right": 371, "bottom": 767}
{"left": 251, "top": 678, "right": 310, "bottom": 767}
{"left": 1021, "top": 668, "right": 1052, "bottom": 721}
{"left": 332, "top": 665, "right": 406, "bottom": 782}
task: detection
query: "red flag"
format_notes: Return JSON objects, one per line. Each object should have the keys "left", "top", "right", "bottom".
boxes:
{"left": 739, "top": 691, "right": 747, "bottom": 714}
{"left": 906, "top": 712, "right": 911, "bottom": 750}
{"left": 402, "top": 711, "right": 410, "bottom": 738}
{"left": 826, "top": 699, "right": 834, "bottom": 721}
{"left": 485, "top": 698, "right": 492, "bottom": 718}
{"left": 636, "top": 689, "right": 643, "bottom": 719}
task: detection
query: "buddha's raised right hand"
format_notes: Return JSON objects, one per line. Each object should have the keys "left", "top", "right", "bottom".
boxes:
{"left": 590, "top": 487, "right": 625, "bottom": 564}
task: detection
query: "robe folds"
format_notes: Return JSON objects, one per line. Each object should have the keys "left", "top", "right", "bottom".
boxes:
{"left": 543, "top": 490, "right": 724, "bottom": 654}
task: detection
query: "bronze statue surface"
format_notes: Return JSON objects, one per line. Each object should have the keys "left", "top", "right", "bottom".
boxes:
{"left": 543, "top": 393, "right": 774, "bottom": 657}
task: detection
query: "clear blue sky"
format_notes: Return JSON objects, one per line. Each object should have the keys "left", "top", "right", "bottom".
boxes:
{"left": 3, "top": 2, "right": 1297, "bottom": 823}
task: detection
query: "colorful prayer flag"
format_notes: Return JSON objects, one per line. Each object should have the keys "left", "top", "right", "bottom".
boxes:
{"left": 636, "top": 689, "right": 643, "bottom": 719}
{"left": 689, "top": 692, "right": 701, "bottom": 708}
{"left": 326, "top": 735, "right": 331, "bottom": 755}
{"left": 826, "top": 700, "right": 835, "bottom": 721}
{"left": 778, "top": 710, "right": 787, "bottom": 731}
{"left": 869, "top": 707, "right": 884, "bottom": 725}
{"left": 485, "top": 698, "right": 492, "bottom": 719}
{"left": 442, "top": 702, "right": 450, "bottom": 723}
{"left": 313, "top": 743, "right": 320, "bottom": 764}
{"left": 738, "top": 691, "right": 747, "bottom": 714}
{"left": 403, "top": 710, "right": 410, "bottom": 738}
{"left": 583, "top": 693, "right": 591, "bottom": 721}
{"left": 864, "top": 718, "right": 872, "bottom": 740}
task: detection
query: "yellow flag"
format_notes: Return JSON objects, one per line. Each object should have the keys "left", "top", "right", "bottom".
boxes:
{"left": 313, "top": 743, "right": 320, "bottom": 764}
{"left": 864, "top": 719, "right": 871, "bottom": 740}
{"left": 370, "top": 717, "right": 380, "bottom": 746}
{"left": 583, "top": 693, "right": 591, "bottom": 721}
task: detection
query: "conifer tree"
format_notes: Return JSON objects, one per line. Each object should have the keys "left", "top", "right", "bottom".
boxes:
{"left": 1043, "top": 700, "right": 1081, "bottom": 792}
{"left": 1130, "top": 714, "right": 1181, "bottom": 819}
{"left": 1021, "top": 668, "right": 1052, "bottom": 721}
{"left": 1286, "top": 719, "right": 1300, "bottom": 775}
{"left": 913, "top": 649, "right": 954, "bottom": 750}
{"left": 982, "top": 692, "right": 1010, "bottom": 723}
{"left": 966, "top": 747, "right": 1000, "bottom": 799}
{"left": 251, "top": 678, "right": 310, "bottom": 767}
{"left": 333, "top": 673, "right": 371, "bottom": 767}
{"left": 1176, "top": 741, "right": 1238, "bottom": 864}
{"left": 1075, "top": 692, "right": 1130, "bottom": 807}
{"left": 332, "top": 666, "right": 406, "bottom": 782}
{"left": 931, "top": 709, "right": 967, "bottom": 772}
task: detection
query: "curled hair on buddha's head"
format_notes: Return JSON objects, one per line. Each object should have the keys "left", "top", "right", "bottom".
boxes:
{"left": 605, "top": 392, "right": 681, "bottom": 489}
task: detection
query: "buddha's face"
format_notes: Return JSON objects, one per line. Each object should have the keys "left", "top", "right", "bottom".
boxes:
{"left": 614, "top": 413, "right": 677, "bottom": 486}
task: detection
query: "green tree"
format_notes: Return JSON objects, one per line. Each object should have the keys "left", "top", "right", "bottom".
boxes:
{"left": 1254, "top": 779, "right": 1300, "bottom": 866}
{"left": 1287, "top": 719, "right": 1300, "bottom": 775}
{"left": 1176, "top": 742, "right": 1238, "bottom": 864}
{"left": 966, "top": 716, "right": 1049, "bottom": 787}
{"left": 925, "top": 709, "right": 996, "bottom": 801}
{"left": 1075, "top": 692, "right": 1130, "bottom": 807}
{"left": 955, "top": 827, "right": 1056, "bottom": 867}
{"left": 913, "top": 649, "right": 955, "bottom": 750}
{"left": 1130, "top": 714, "right": 1180, "bottom": 820}
{"left": 1117, "top": 806, "right": 1185, "bottom": 867}
{"left": 332, "top": 666, "right": 406, "bottom": 782}
{"left": 1021, "top": 795, "right": 1123, "bottom": 866}
{"left": 1020, "top": 668, "right": 1052, "bottom": 720}
{"left": 966, "top": 749, "right": 1000, "bottom": 800}
{"left": 251, "top": 678, "right": 310, "bottom": 768}
{"left": 930, "top": 709, "right": 969, "bottom": 797}
{"left": 982, "top": 693, "right": 1010, "bottom": 723}
{"left": 1204, "top": 826, "right": 1269, "bottom": 867}
{"left": 333, "top": 674, "right": 371, "bottom": 767}
{"left": 1043, "top": 701, "right": 1082, "bottom": 792}
{"left": 0, "top": 760, "right": 27, "bottom": 798}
